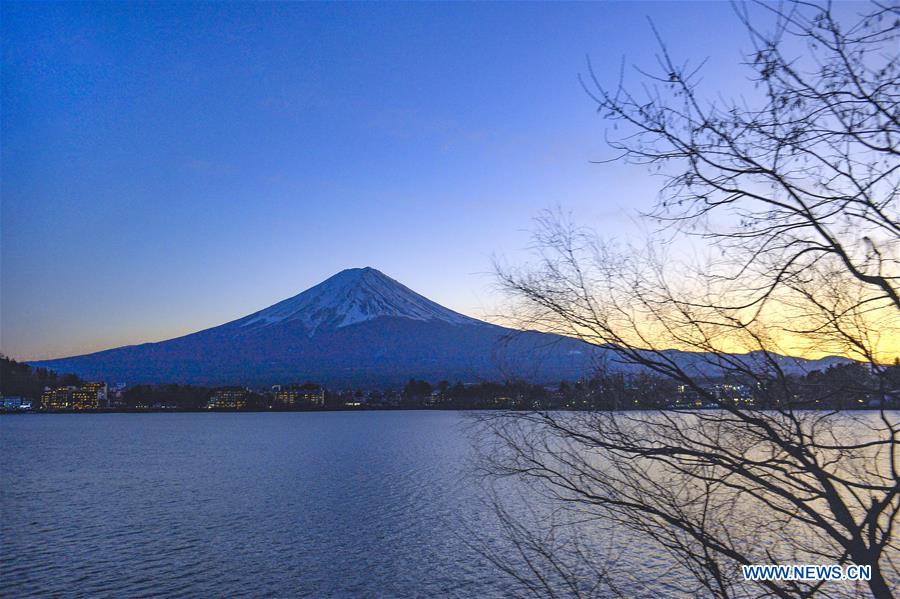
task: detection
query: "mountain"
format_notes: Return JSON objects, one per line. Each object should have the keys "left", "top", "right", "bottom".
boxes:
{"left": 28, "top": 268, "right": 600, "bottom": 387}
{"left": 29, "top": 267, "right": 848, "bottom": 387}
{"left": 233, "top": 267, "right": 484, "bottom": 333}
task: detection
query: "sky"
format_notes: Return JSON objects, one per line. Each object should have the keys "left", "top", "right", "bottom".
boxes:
{"left": 3, "top": 1, "right": 784, "bottom": 360}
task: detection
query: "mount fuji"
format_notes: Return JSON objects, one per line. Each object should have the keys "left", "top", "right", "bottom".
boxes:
{"left": 29, "top": 267, "right": 601, "bottom": 387}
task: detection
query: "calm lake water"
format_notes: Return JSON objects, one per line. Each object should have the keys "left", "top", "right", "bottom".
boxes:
{"left": 4, "top": 411, "right": 894, "bottom": 598}
{"left": 1, "top": 412, "right": 509, "bottom": 598}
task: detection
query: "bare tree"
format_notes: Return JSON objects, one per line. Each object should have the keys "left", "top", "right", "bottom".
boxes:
{"left": 584, "top": 0, "right": 898, "bottom": 312}
{"left": 479, "top": 2, "right": 899, "bottom": 597}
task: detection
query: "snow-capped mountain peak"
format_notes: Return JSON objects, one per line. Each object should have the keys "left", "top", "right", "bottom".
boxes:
{"left": 237, "top": 267, "right": 483, "bottom": 334}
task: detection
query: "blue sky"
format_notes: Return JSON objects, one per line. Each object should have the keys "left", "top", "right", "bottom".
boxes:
{"left": 3, "top": 1, "right": 765, "bottom": 359}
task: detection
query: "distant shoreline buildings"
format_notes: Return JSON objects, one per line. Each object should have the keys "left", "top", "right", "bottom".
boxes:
{"left": 271, "top": 384, "right": 325, "bottom": 409}
{"left": 2, "top": 373, "right": 896, "bottom": 413}
{"left": 40, "top": 382, "right": 108, "bottom": 410}
{"left": 2, "top": 354, "right": 896, "bottom": 413}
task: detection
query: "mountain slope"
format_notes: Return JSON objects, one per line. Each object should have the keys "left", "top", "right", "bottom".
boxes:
{"left": 28, "top": 267, "right": 847, "bottom": 387}
{"left": 29, "top": 268, "right": 599, "bottom": 386}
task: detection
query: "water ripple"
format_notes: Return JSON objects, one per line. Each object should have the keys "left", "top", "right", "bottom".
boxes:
{"left": 1, "top": 412, "right": 511, "bottom": 597}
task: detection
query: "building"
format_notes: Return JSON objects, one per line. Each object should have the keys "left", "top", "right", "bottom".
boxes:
{"left": 207, "top": 387, "right": 248, "bottom": 410}
{"left": 272, "top": 384, "right": 299, "bottom": 408}
{"left": 40, "top": 383, "right": 106, "bottom": 410}
{"left": 672, "top": 384, "right": 706, "bottom": 409}
{"left": 273, "top": 383, "right": 324, "bottom": 408}
{"left": 107, "top": 383, "right": 127, "bottom": 408}
{"left": 0, "top": 396, "right": 32, "bottom": 411}
{"left": 714, "top": 383, "right": 754, "bottom": 407}
{"left": 77, "top": 382, "right": 108, "bottom": 408}
{"left": 42, "top": 386, "right": 74, "bottom": 409}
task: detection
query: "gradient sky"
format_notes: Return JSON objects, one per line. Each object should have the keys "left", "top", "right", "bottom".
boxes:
{"left": 3, "top": 1, "right": 774, "bottom": 360}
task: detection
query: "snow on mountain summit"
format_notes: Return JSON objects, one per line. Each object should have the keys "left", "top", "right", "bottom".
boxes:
{"left": 236, "top": 267, "right": 484, "bottom": 334}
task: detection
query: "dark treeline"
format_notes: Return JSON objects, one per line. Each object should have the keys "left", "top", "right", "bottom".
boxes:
{"left": 3, "top": 354, "right": 897, "bottom": 411}
{"left": 122, "top": 384, "right": 224, "bottom": 410}
{"left": 111, "top": 361, "right": 900, "bottom": 411}
{"left": 1, "top": 355, "right": 84, "bottom": 398}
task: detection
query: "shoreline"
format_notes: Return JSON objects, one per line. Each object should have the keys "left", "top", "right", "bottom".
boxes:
{"left": 3, "top": 406, "right": 896, "bottom": 415}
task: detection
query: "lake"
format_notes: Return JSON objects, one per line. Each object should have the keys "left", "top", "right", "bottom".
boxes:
{"left": 1, "top": 412, "right": 511, "bottom": 598}
{"left": 3, "top": 411, "right": 894, "bottom": 598}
